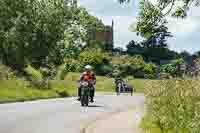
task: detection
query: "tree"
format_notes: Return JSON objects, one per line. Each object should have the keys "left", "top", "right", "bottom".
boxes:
{"left": 71, "top": 7, "right": 106, "bottom": 48}
{"left": 111, "top": 55, "right": 147, "bottom": 78}
{"left": 126, "top": 40, "right": 145, "bottom": 55}
{"left": 119, "top": 0, "right": 199, "bottom": 18}
{"left": 178, "top": 51, "right": 192, "bottom": 64}
{"left": 160, "top": 58, "right": 185, "bottom": 77}
{"left": 143, "top": 63, "right": 157, "bottom": 78}
{"left": 79, "top": 48, "right": 110, "bottom": 66}
{"left": 0, "top": 0, "right": 72, "bottom": 69}
{"left": 0, "top": 0, "right": 105, "bottom": 71}
{"left": 119, "top": 0, "right": 199, "bottom": 39}
{"left": 126, "top": 40, "right": 178, "bottom": 63}
{"left": 123, "top": 0, "right": 174, "bottom": 64}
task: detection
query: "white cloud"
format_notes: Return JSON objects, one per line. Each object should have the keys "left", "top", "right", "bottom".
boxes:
{"left": 188, "top": 5, "right": 200, "bottom": 17}
{"left": 78, "top": 0, "right": 200, "bottom": 53}
{"left": 167, "top": 17, "right": 200, "bottom": 33}
{"left": 168, "top": 32, "right": 200, "bottom": 53}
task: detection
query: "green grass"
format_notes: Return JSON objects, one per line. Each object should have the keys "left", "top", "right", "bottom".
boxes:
{"left": 127, "top": 79, "right": 153, "bottom": 93}
{"left": 140, "top": 115, "right": 190, "bottom": 133}
{"left": 0, "top": 80, "right": 58, "bottom": 103}
{"left": 0, "top": 72, "right": 149, "bottom": 103}
{"left": 140, "top": 115, "right": 162, "bottom": 133}
{"left": 49, "top": 80, "right": 78, "bottom": 96}
{"left": 140, "top": 80, "right": 200, "bottom": 133}
{"left": 64, "top": 72, "right": 150, "bottom": 92}
{"left": 64, "top": 72, "right": 116, "bottom": 92}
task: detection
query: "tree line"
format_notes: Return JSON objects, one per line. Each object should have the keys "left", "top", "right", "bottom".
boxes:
{"left": 0, "top": 0, "right": 200, "bottom": 80}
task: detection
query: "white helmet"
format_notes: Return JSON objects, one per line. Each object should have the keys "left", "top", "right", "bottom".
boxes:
{"left": 84, "top": 65, "right": 92, "bottom": 70}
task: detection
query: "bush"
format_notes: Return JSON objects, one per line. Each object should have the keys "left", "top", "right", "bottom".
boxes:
{"left": 143, "top": 63, "right": 157, "bottom": 79}
{"left": 126, "top": 76, "right": 135, "bottom": 80}
{"left": 111, "top": 55, "right": 149, "bottom": 78}
{"left": 95, "top": 64, "right": 113, "bottom": 76}
{"left": 65, "top": 59, "right": 83, "bottom": 72}
{"left": 28, "top": 80, "right": 50, "bottom": 90}
{"left": 24, "top": 65, "right": 52, "bottom": 90}
{"left": 40, "top": 64, "right": 57, "bottom": 80}
{"left": 79, "top": 48, "right": 110, "bottom": 66}
{"left": 24, "top": 65, "right": 43, "bottom": 80}
{"left": 160, "top": 58, "right": 185, "bottom": 78}
{"left": 0, "top": 64, "right": 16, "bottom": 80}
{"left": 55, "top": 64, "right": 68, "bottom": 80}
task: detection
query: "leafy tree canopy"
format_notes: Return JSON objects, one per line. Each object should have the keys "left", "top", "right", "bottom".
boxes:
{"left": 119, "top": 0, "right": 199, "bottom": 38}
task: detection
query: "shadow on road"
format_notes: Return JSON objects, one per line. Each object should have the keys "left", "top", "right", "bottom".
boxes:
{"left": 87, "top": 105, "right": 104, "bottom": 108}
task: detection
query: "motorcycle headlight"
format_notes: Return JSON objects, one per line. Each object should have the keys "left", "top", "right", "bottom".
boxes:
{"left": 81, "top": 81, "right": 88, "bottom": 87}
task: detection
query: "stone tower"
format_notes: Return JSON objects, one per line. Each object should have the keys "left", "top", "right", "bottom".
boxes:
{"left": 72, "top": 0, "right": 77, "bottom": 7}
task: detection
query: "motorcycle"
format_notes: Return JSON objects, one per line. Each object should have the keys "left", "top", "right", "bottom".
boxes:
{"left": 115, "top": 79, "right": 133, "bottom": 96}
{"left": 116, "top": 81, "right": 125, "bottom": 95}
{"left": 79, "top": 80, "right": 94, "bottom": 107}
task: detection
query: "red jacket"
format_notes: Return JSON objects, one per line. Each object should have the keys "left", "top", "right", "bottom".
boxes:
{"left": 80, "top": 71, "right": 96, "bottom": 82}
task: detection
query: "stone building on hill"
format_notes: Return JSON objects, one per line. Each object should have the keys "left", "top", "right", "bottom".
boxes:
{"left": 91, "top": 20, "right": 114, "bottom": 51}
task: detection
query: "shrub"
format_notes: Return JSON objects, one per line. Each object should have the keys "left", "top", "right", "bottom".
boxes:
{"left": 39, "top": 64, "right": 57, "bottom": 80}
{"left": 0, "top": 64, "right": 16, "bottom": 80}
{"left": 111, "top": 55, "right": 145, "bottom": 67}
{"left": 55, "top": 64, "right": 68, "bottom": 80}
{"left": 143, "top": 63, "right": 157, "bottom": 79}
{"left": 24, "top": 65, "right": 51, "bottom": 90}
{"left": 79, "top": 48, "right": 110, "bottom": 66}
{"left": 28, "top": 80, "right": 50, "bottom": 90}
{"left": 95, "top": 64, "right": 113, "bottom": 76}
{"left": 65, "top": 59, "right": 83, "bottom": 72}
{"left": 126, "top": 76, "right": 134, "bottom": 80}
{"left": 111, "top": 55, "right": 147, "bottom": 78}
{"left": 24, "top": 65, "right": 43, "bottom": 80}
{"left": 160, "top": 58, "right": 185, "bottom": 78}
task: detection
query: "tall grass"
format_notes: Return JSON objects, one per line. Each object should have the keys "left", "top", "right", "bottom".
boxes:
{"left": 141, "top": 80, "right": 200, "bottom": 133}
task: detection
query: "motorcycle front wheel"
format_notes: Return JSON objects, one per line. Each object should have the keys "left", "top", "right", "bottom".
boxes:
{"left": 81, "top": 88, "right": 89, "bottom": 106}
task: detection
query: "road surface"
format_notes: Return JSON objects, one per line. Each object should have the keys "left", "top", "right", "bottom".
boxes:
{"left": 0, "top": 93, "right": 145, "bottom": 133}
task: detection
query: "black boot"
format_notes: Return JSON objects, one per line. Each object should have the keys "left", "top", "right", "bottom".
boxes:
{"left": 77, "top": 87, "right": 81, "bottom": 101}
{"left": 77, "top": 97, "right": 81, "bottom": 101}
{"left": 90, "top": 97, "right": 94, "bottom": 103}
{"left": 90, "top": 89, "right": 95, "bottom": 102}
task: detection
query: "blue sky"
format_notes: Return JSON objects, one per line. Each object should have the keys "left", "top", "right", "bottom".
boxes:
{"left": 78, "top": 0, "right": 200, "bottom": 54}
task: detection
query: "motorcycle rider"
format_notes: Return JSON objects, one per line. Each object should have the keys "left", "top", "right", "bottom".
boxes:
{"left": 114, "top": 76, "right": 126, "bottom": 92}
{"left": 78, "top": 65, "right": 96, "bottom": 102}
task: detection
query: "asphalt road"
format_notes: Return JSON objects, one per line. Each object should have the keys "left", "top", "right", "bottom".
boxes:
{"left": 0, "top": 93, "right": 145, "bottom": 133}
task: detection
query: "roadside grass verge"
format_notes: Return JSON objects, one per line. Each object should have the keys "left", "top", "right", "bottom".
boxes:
{"left": 0, "top": 72, "right": 150, "bottom": 103}
{"left": 64, "top": 72, "right": 151, "bottom": 92}
{"left": 64, "top": 72, "right": 116, "bottom": 92}
{"left": 140, "top": 80, "right": 200, "bottom": 133}
{"left": 127, "top": 79, "right": 154, "bottom": 93}
{"left": 0, "top": 80, "right": 59, "bottom": 103}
